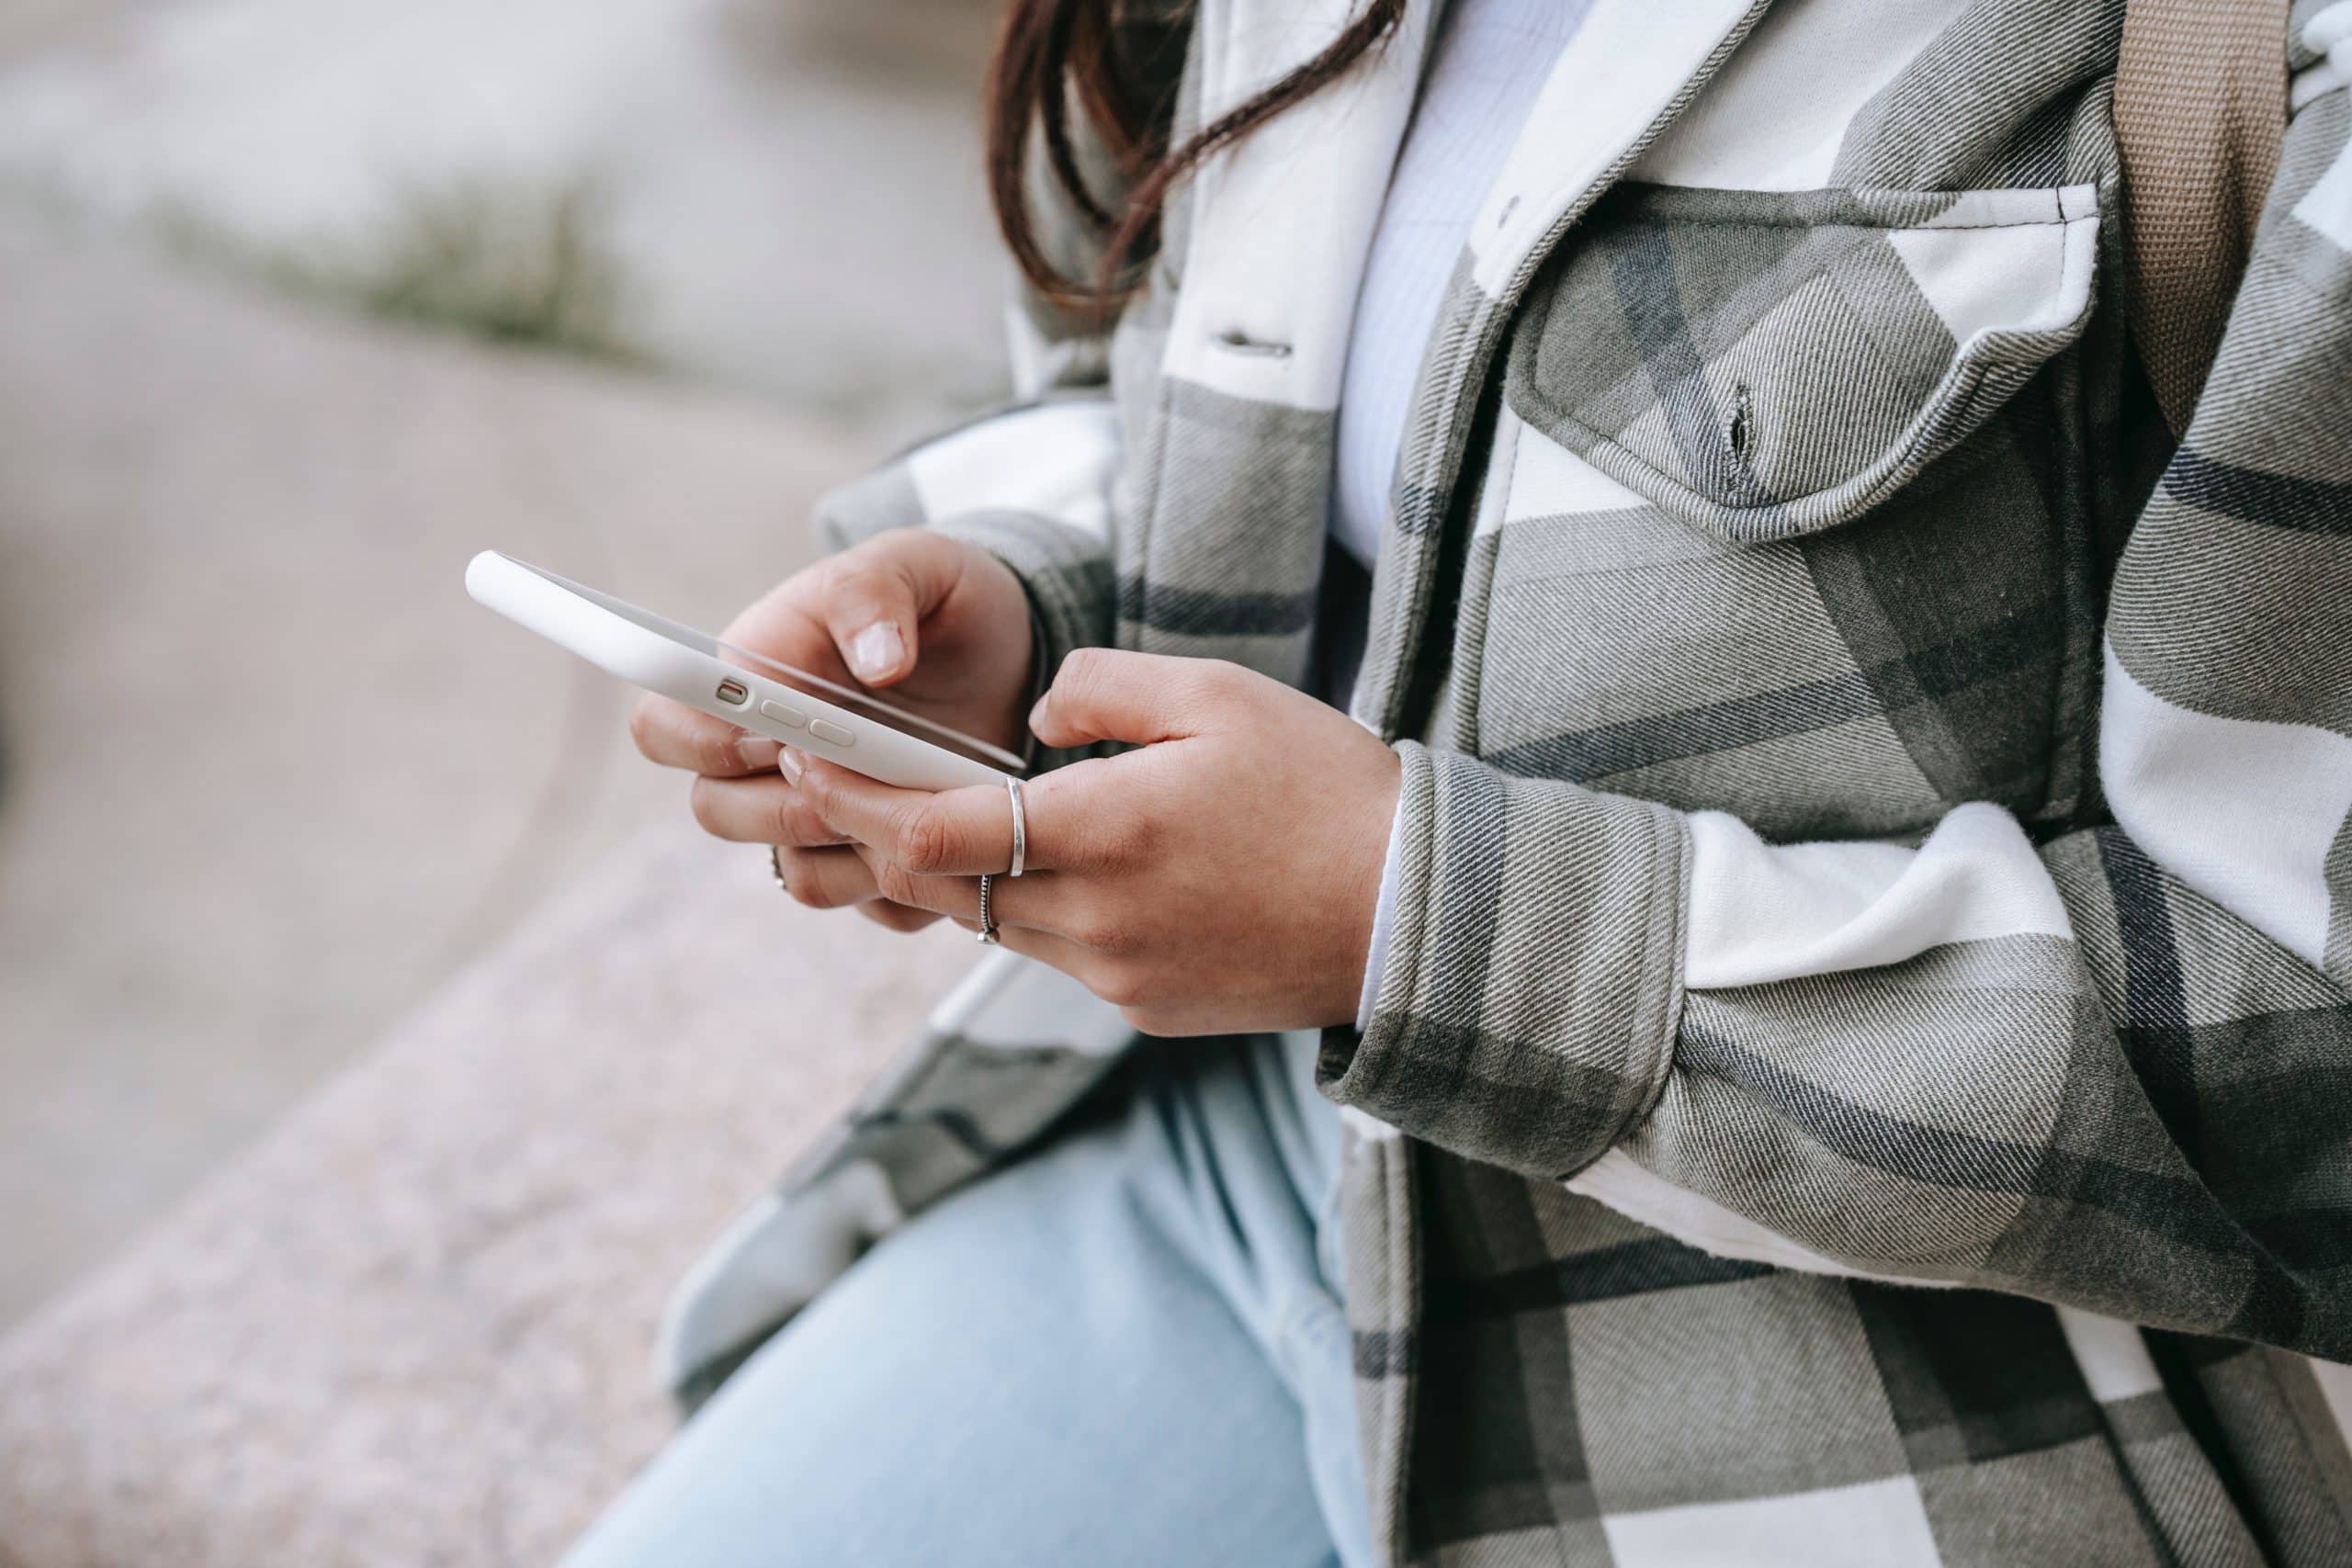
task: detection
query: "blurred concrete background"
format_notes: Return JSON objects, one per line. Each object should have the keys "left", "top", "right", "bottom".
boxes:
{"left": 0, "top": 0, "right": 1006, "bottom": 1330}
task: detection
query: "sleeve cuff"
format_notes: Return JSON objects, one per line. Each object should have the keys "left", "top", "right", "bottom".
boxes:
{"left": 926, "top": 511, "right": 1115, "bottom": 773}
{"left": 1355, "top": 786, "right": 1406, "bottom": 1032}
{"left": 1317, "top": 741, "right": 1690, "bottom": 1179}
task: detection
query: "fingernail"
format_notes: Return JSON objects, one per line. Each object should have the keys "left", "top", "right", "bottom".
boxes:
{"left": 777, "top": 746, "right": 804, "bottom": 784}
{"left": 1027, "top": 694, "right": 1050, "bottom": 733}
{"left": 736, "top": 735, "right": 782, "bottom": 772}
{"left": 849, "top": 623, "right": 903, "bottom": 683}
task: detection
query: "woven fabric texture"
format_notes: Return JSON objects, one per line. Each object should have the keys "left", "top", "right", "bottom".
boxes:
{"left": 667, "top": 1, "right": 2352, "bottom": 1562}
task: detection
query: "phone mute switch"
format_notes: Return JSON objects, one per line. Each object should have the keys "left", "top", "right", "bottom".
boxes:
{"left": 808, "top": 719, "right": 854, "bottom": 748}
{"left": 758, "top": 699, "right": 808, "bottom": 728}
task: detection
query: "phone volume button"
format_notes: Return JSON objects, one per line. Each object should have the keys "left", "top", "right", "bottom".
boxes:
{"left": 808, "top": 719, "right": 854, "bottom": 748}
{"left": 758, "top": 700, "right": 808, "bottom": 728}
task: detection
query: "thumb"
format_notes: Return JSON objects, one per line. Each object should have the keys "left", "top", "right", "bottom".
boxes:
{"left": 1028, "top": 649, "right": 1234, "bottom": 750}
{"left": 818, "top": 531, "right": 965, "bottom": 687}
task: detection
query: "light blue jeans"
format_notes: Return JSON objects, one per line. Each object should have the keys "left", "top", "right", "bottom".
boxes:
{"left": 564, "top": 1032, "right": 1369, "bottom": 1568}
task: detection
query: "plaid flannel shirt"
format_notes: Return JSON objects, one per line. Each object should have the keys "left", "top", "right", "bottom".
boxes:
{"left": 662, "top": 0, "right": 2352, "bottom": 1562}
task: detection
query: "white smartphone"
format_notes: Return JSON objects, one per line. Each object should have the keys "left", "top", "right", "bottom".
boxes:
{"left": 465, "top": 551, "right": 1023, "bottom": 792}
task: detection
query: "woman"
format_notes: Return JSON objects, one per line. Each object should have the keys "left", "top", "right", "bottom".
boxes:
{"left": 572, "top": 0, "right": 2352, "bottom": 1562}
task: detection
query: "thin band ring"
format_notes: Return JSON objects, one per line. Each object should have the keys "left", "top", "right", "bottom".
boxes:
{"left": 1004, "top": 776, "right": 1027, "bottom": 878}
{"left": 980, "top": 774, "right": 1022, "bottom": 942}
{"left": 770, "top": 844, "right": 788, "bottom": 891}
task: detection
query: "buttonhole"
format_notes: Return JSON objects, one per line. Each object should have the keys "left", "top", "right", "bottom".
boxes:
{"left": 1214, "top": 329, "right": 1292, "bottom": 358}
{"left": 1727, "top": 382, "right": 1754, "bottom": 462}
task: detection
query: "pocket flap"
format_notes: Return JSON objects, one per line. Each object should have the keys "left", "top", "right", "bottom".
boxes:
{"left": 1504, "top": 184, "right": 2102, "bottom": 544}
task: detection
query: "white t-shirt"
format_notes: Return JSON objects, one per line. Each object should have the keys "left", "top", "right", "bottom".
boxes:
{"left": 1329, "top": 0, "right": 1595, "bottom": 568}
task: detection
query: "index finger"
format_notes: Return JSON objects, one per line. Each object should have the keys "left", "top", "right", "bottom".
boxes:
{"left": 797, "top": 759, "right": 1036, "bottom": 877}
{"left": 628, "top": 692, "right": 783, "bottom": 777}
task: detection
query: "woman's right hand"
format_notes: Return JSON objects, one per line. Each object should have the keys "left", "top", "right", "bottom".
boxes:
{"left": 628, "top": 527, "right": 1036, "bottom": 932}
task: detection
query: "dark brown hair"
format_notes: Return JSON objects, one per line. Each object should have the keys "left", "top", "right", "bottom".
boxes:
{"left": 984, "top": 0, "right": 1406, "bottom": 316}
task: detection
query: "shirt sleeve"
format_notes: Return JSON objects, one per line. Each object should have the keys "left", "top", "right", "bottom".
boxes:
{"left": 1320, "top": 15, "right": 2352, "bottom": 1360}
{"left": 1356, "top": 794, "right": 1408, "bottom": 1032}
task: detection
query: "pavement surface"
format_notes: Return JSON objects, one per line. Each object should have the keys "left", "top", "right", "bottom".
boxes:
{"left": 0, "top": 207, "right": 864, "bottom": 1327}
{"left": 0, "top": 818, "right": 966, "bottom": 1567}
{"left": 0, "top": 0, "right": 1005, "bottom": 1331}
{"left": 0, "top": 0, "right": 1010, "bottom": 430}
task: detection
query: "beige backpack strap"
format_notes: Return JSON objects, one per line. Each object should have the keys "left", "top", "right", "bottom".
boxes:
{"left": 2113, "top": 0, "right": 2290, "bottom": 435}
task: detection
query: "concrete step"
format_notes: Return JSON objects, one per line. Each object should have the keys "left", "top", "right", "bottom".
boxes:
{"left": 0, "top": 816, "right": 966, "bottom": 1566}
{"left": 0, "top": 206, "right": 889, "bottom": 1326}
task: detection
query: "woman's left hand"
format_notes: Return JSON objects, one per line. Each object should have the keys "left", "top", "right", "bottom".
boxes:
{"left": 795, "top": 649, "right": 1403, "bottom": 1036}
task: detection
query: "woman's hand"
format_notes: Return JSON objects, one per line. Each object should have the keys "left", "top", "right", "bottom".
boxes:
{"left": 795, "top": 649, "right": 1403, "bottom": 1034}
{"left": 629, "top": 527, "right": 1036, "bottom": 932}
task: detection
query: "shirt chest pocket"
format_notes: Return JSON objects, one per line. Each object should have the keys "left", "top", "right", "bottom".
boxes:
{"left": 1468, "top": 184, "right": 2109, "bottom": 839}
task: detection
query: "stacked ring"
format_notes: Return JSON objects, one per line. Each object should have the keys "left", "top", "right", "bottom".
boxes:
{"left": 978, "top": 777, "right": 1027, "bottom": 944}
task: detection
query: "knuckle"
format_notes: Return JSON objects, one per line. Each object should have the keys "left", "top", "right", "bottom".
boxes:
{"left": 807, "top": 863, "right": 864, "bottom": 910}
{"left": 874, "top": 525, "right": 942, "bottom": 569}
{"left": 769, "top": 793, "right": 808, "bottom": 846}
{"left": 829, "top": 534, "right": 922, "bottom": 604}
{"left": 1087, "top": 959, "right": 1150, "bottom": 1010}
{"left": 1094, "top": 802, "right": 1155, "bottom": 867}
{"left": 1042, "top": 772, "right": 1131, "bottom": 871}
{"left": 822, "top": 560, "right": 876, "bottom": 607}
{"left": 1192, "top": 659, "right": 1253, "bottom": 712}
{"left": 872, "top": 858, "right": 922, "bottom": 908}
{"left": 776, "top": 855, "right": 827, "bottom": 907}
{"left": 1057, "top": 646, "right": 1113, "bottom": 702}
{"left": 896, "top": 805, "right": 960, "bottom": 875}
{"left": 850, "top": 525, "right": 911, "bottom": 560}
{"left": 1069, "top": 901, "right": 1138, "bottom": 953}
{"left": 1200, "top": 657, "right": 1247, "bottom": 692}
{"left": 687, "top": 778, "right": 725, "bottom": 835}
{"left": 795, "top": 767, "right": 837, "bottom": 819}
{"left": 1069, "top": 837, "right": 1123, "bottom": 877}
{"left": 786, "top": 799, "right": 839, "bottom": 848}
{"left": 1083, "top": 920, "right": 1136, "bottom": 955}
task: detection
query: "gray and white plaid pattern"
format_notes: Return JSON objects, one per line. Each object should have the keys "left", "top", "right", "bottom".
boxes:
{"left": 665, "top": 0, "right": 2352, "bottom": 1561}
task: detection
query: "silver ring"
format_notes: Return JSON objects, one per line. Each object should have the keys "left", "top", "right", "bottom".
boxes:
{"left": 1004, "top": 776, "right": 1026, "bottom": 878}
{"left": 977, "top": 873, "right": 1000, "bottom": 944}
{"left": 770, "top": 844, "right": 788, "bottom": 891}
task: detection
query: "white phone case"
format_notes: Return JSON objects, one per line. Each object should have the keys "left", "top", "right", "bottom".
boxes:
{"left": 465, "top": 551, "right": 1018, "bottom": 792}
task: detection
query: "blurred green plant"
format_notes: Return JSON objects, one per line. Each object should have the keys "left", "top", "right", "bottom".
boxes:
{"left": 152, "top": 174, "right": 638, "bottom": 359}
